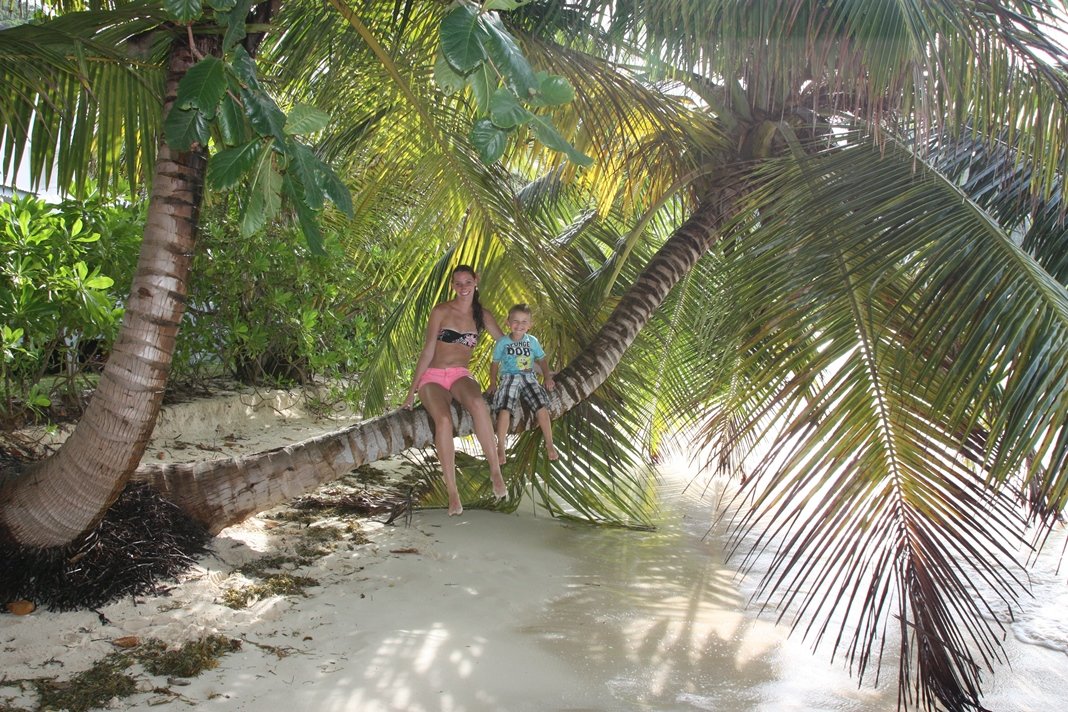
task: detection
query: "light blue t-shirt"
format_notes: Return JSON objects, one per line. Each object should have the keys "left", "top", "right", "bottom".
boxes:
{"left": 492, "top": 334, "right": 545, "bottom": 375}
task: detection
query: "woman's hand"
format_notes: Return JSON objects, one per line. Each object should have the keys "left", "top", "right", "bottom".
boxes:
{"left": 402, "top": 391, "right": 417, "bottom": 410}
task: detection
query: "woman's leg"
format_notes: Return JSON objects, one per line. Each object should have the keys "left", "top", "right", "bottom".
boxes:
{"left": 419, "top": 383, "right": 463, "bottom": 515}
{"left": 452, "top": 377, "right": 507, "bottom": 499}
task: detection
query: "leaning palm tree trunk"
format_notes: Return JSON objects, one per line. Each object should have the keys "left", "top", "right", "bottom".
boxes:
{"left": 0, "top": 39, "right": 209, "bottom": 549}
{"left": 133, "top": 186, "right": 739, "bottom": 532}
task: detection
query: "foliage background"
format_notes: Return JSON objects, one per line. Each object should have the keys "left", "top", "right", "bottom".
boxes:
{"left": 0, "top": 193, "right": 392, "bottom": 426}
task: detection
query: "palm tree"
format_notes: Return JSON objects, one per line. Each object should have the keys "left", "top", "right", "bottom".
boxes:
{"left": 275, "top": 3, "right": 1068, "bottom": 709}
{"left": 5, "top": 1, "right": 1068, "bottom": 709}
{"left": 504, "top": 3, "right": 1068, "bottom": 710}
{"left": 135, "top": 2, "right": 1068, "bottom": 709}
{"left": 0, "top": 0, "right": 311, "bottom": 547}
{"left": 0, "top": 5, "right": 217, "bottom": 547}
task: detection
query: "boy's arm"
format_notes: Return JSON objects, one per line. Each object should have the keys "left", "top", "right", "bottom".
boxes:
{"left": 537, "top": 357, "right": 555, "bottom": 391}
{"left": 488, "top": 361, "right": 499, "bottom": 394}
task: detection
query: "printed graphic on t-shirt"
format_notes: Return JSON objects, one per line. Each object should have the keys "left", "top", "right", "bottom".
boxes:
{"left": 493, "top": 335, "right": 545, "bottom": 375}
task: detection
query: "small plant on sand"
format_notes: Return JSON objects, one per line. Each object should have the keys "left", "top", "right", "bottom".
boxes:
{"left": 350, "top": 463, "right": 389, "bottom": 485}
{"left": 33, "top": 654, "right": 137, "bottom": 712}
{"left": 221, "top": 573, "right": 319, "bottom": 609}
{"left": 236, "top": 553, "right": 309, "bottom": 577}
{"left": 294, "top": 525, "right": 344, "bottom": 559}
{"left": 134, "top": 636, "right": 241, "bottom": 678}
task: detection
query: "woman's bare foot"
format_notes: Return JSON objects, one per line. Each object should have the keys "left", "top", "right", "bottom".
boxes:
{"left": 547, "top": 444, "right": 559, "bottom": 461}
{"left": 491, "top": 472, "right": 507, "bottom": 500}
{"left": 448, "top": 497, "right": 463, "bottom": 516}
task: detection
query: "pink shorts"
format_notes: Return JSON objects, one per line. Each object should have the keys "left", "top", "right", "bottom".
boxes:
{"left": 417, "top": 367, "right": 476, "bottom": 391}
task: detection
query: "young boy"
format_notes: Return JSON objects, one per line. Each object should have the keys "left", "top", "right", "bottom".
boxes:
{"left": 489, "top": 303, "right": 559, "bottom": 463}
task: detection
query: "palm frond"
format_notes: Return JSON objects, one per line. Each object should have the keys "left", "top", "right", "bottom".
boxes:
{"left": 926, "top": 131, "right": 1068, "bottom": 288}
{"left": 690, "top": 129, "right": 1068, "bottom": 709}
{"left": 0, "top": 3, "right": 169, "bottom": 197}
{"left": 551, "top": 0, "right": 1068, "bottom": 204}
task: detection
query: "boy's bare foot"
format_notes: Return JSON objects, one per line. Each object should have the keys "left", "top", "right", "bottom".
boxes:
{"left": 497, "top": 442, "right": 507, "bottom": 465}
{"left": 547, "top": 444, "right": 559, "bottom": 461}
{"left": 448, "top": 497, "right": 463, "bottom": 516}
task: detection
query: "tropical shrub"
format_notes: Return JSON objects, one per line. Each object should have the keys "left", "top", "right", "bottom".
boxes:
{"left": 172, "top": 202, "right": 387, "bottom": 407}
{"left": 0, "top": 192, "right": 388, "bottom": 426}
{"left": 0, "top": 194, "right": 140, "bottom": 424}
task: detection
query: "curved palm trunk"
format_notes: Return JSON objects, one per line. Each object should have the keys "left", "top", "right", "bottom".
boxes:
{"left": 0, "top": 40, "right": 209, "bottom": 548}
{"left": 134, "top": 179, "right": 746, "bottom": 532}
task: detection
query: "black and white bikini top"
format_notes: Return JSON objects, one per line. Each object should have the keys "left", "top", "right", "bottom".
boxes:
{"left": 437, "top": 328, "right": 479, "bottom": 348}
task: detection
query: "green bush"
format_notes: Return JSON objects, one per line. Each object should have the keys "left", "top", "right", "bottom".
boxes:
{"left": 0, "top": 194, "right": 140, "bottom": 424}
{"left": 0, "top": 192, "right": 388, "bottom": 428}
{"left": 171, "top": 203, "right": 387, "bottom": 407}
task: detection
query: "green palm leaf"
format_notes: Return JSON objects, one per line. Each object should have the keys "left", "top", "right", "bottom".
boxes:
{"left": 0, "top": 3, "right": 170, "bottom": 196}
{"left": 691, "top": 131, "right": 1068, "bottom": 708}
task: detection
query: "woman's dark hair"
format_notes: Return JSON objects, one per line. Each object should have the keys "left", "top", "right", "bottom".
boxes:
{"left": 453, "top": 264, "right": 485, "bottom": 332}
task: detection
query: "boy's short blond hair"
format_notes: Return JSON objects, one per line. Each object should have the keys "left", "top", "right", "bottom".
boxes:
{"left": 508, "top": 303, "right": 532, "bottom": 318}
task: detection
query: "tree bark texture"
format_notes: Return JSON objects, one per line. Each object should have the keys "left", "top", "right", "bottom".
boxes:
{"left": 134, "top": 180, "right": 747, "bottom": 532}
{"left": 0, "top": 38, "right": 211, "bottom": 548}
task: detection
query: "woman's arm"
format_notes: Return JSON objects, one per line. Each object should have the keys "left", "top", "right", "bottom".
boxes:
{"left": 403, "top": 307, "right": 443, "bottom": 409}
{"left": 483, "top": 308, "right": 504, "bottom": 341}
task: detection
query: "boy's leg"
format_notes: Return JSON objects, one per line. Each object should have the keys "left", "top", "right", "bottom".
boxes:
{"left": 535, "top": 407, "right": 558, "bottom": 460}
{"left": 495, "top": 409, "right": 510, "bottom": 465}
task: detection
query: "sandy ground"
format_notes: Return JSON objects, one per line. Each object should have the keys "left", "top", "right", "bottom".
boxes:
{"left": 0, "top": 388, "right": 601, "bottom": 712}
{"left": 4, "top": 388, "right": 1067, "bottom": 712}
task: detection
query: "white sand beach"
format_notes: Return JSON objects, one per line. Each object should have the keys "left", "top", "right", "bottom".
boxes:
{"left": 3, "top": 389, "right": 1067, "bottom": 711}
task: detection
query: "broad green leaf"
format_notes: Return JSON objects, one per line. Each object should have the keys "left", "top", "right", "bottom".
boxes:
{"left": 229, "top": 45, "right": 261, "bottom": 88}
{"left": 241, "top": 149, "right": 282, "bottom": 236}
{"left": 536, "top": 74, "right": 575, "bottom": 106}
{"left": 177, "top": 56, "right": 226, "bottom": 118}
{"left": 489, "top": 88, "right": 533, "bottom": 128}
{"left": 480, "top": 13, "right": 537, "bottom": 96}
{"left": 207, "top": 140, "right": 263, "bottom": 189}
{"left": 84, "top": 275, "right": 114, "bottom": 289}
{"left": 286, "top": 139, "right": 326, "bottom": 210}
{"left": 467, "top": 63, "right": 495, "bottom": 114}
{"left": 164, "top": 0, "right": 201, "bottom": 23}
{"left": 321, "top": 165, "right": 353, "bottom": 217}
{"left": 284, "top": 104, "right": 331, "bottom": 136}
{"left": 217, "top": 93, "right": 247, "bottom": 145}
{"left": 284, "top": 173, "right": 325, "bottom": 256}
{"left": 433, "top": 53, "right": 467, "bottom": 95}
{"left": 484, "top": 0, "right": 531, "bottom": 9}
{"left": 470, "top": 118, "right": 509, "bottom": 163}
{"left": 218, "top": 0, "right": 255, "bottom": 53}
{"left": 440, "top": 3, "right": 487, "bottom": 73}
{"left": 529, "top": 115, "right": 593, "bottom": 167}
{"left": 205, "top": 0, "right": 236, "bottom": 11}
{"left": 163, "top": 106, "right": 209, "bottom": 151}
{"left": 240, "top": 85, "right": 287, "bottom": 141}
